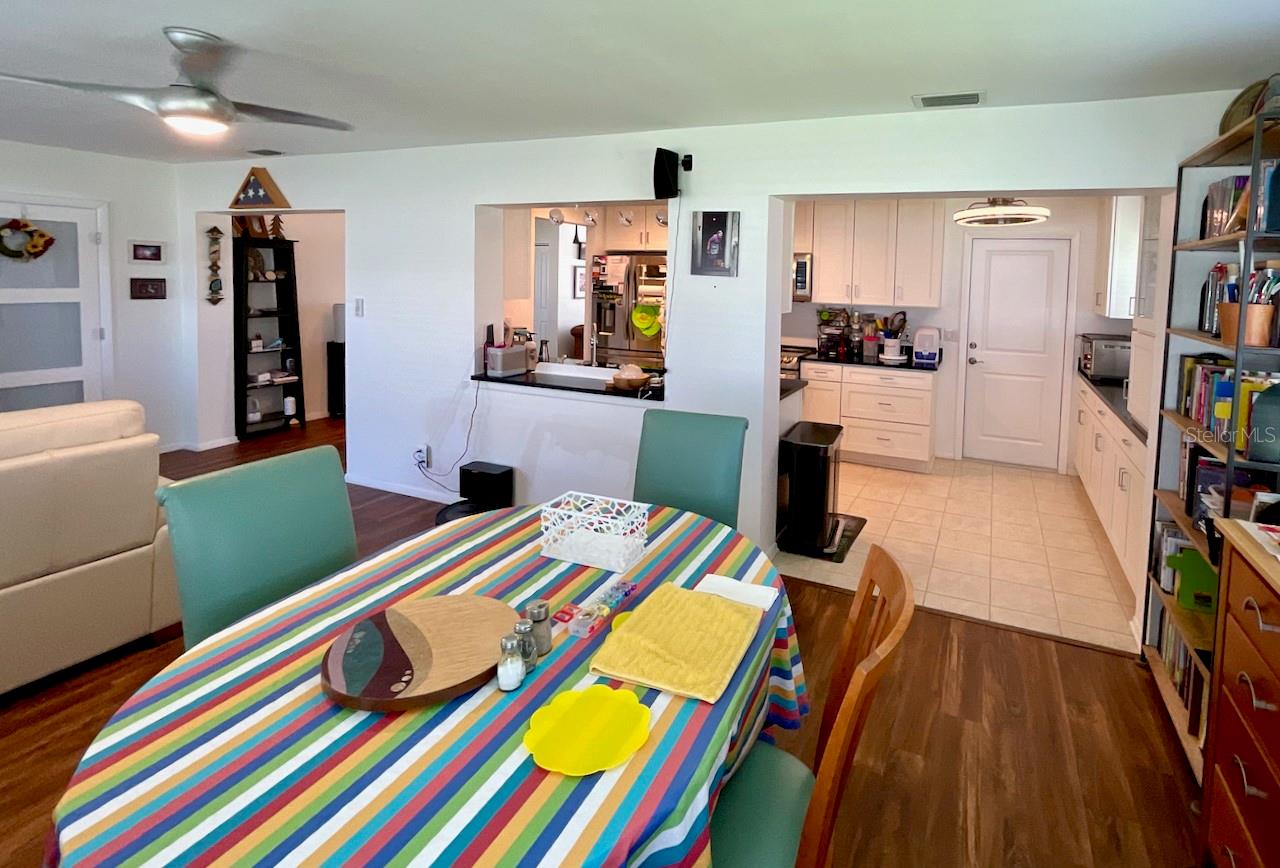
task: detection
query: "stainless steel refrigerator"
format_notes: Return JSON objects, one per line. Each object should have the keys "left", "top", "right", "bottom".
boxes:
{"left": 590, "top": 254, "right": 666, "bottom": 367}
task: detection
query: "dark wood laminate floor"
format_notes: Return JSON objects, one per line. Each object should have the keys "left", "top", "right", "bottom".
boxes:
{"left": 1, "top": 422, "right": 1198, "bottom": 865}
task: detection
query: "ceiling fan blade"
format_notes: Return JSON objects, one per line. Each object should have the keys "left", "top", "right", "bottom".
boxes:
{"left": 165, "top": 27, "right": 241, "bottom": 91}
{"left": 232, "top": 100, "right": 353, "bottom": 131}
{"left": 0, "top": 72, "right": 161, "bottom": 113}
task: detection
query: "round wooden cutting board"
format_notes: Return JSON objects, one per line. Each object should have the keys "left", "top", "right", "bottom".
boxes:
{"left": 321, "top": 595, "right": 519, "bottom": 711}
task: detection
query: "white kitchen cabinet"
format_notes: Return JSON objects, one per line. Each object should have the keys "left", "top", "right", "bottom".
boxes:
{"left": 1133, "top": 192, "right": 1175, "bottom": 336}
{"left": 644, "top": 206, "right": 668, "bottom": 252}
{"left": 1122, "top": 460, "right": 1150, "bottom": 600}
{"left": 892, "top": 199, "right": 943, "bottom": 308}
{"left": 1094, "top": 196, "right": 1144, "bottom": 319}
{"left": 1126, "top": 329, "right": 1155, "bottom": 432}
{"left": 793, "top": 200, "right": 814, "bottom": 253}
{"left": 812, "top": 201, "right": 854, "bottom": 304}
{"left": 851, "top": 199, "right": 896, "bottom": 306}
{"left": 605, "top": 204, "right": 646, "bottom": 251}
{"left": 801, "top": 379, "right": 841, "bottom": 425}
{"left": 839, "top": 365, "right": 936, "bottom": 470}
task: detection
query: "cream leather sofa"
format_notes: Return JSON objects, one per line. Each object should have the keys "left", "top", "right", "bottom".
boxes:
{"left": 0, "top": 400, "right": 179, "bottom": 693}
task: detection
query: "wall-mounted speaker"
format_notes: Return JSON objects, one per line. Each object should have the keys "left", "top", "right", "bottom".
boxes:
{"left": 654, "top": 148, "right": 680, "bottom": 200}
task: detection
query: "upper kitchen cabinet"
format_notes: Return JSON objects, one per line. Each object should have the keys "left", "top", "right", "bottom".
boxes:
{"left": 812, "top": 200, "right": 854, "bottom": 304}
{"left": 793, "top": 200, "right": 814, "bottom": 253}
{"left": 1094, "top": 195, "right": 1143, "bottom": 319}
{"left": 1132, "top": 192, "right": 1173, "bottom": 336}
{"left": 606, "top": 205, "right": 646, "bottom": 251}
{"left": 644, "top": 206, "right": 668, "bottom": 252}
{"left": 892, "top": 199, "right": 944, "bottom": 308}
{"left": 851, "top": 199, "right": 897, "bottom": 306}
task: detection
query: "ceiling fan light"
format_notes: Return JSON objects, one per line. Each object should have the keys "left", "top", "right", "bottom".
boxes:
{"left": 163, "top": 114, "right": 229, "bottom": 136}
{"left": 952, "top": 198, "right": 1050, "bottom": 226}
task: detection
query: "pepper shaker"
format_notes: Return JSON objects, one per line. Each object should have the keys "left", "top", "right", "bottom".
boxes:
{"left": 526, "top": 599, "right": 553, "bottom": 656}
{"left": 497, "top": 635, "right": 524, "bottom": 691}
{"left": 513, "top": 618, "right": 538, "bottom": 672}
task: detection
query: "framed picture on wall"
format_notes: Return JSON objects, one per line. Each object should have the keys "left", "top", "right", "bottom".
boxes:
{"left": 573, "top": 265, "right": 586, "bottom": 299}
{"left": 129, "top": 277, "right": 167, "bottom": 300}
{"left": 691, "top": 211, "right": 740, "bottom": 277}
{"left": 128, "top": 240, "right": 166, "bottom": 264}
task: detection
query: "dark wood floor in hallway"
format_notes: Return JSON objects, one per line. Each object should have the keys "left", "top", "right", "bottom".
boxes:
{"left": 0, "top": 420, "right": 1199, "bottom": 866}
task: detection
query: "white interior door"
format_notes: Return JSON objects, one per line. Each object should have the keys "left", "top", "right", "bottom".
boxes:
{"left": 962, "top": 238, "right": 1070, "bottom": 468}
{"left": 533, "top": 240, "right": 555, "bottom": 351}
{"left": 0, "top": 201, "right": 102, "bottom": 411}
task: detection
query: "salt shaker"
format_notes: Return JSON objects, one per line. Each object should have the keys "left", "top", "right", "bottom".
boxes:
{"left": 526, "top": 599, "right": 552, "bottom": 656}
{"left": 497, "top": 635, "right": 524, "bottom": 691}
{"left": 513, "top": 618, "right": 538, "bottom": 672}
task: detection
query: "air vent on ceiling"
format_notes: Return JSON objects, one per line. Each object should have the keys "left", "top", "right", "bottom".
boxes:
{"left": 247, "top": 148, "right": 284, "bottom": 156}
{"left": 912, "top": 91, "right": 986, "bottom": 109}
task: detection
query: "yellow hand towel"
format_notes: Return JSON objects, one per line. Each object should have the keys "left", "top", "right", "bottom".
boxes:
{"left": 589, "top": 583, "right": 761, "bottom": 703}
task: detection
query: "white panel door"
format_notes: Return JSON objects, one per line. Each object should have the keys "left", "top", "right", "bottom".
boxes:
{"left": 962, "top": 238, "right": 1070, "bottom": 468}
{"left": 893, "top": 199, "right": 942, "bottom": 308}
{"left": 851, "top": 199, "right": 896, "bottom": 306}
{"left": 0, "top": 201, "right": 102, "bottom": 411}
{"left": 811, "top": 201, "right": 852, "bottom": 304}
{"left": 533, "top": 241, "right": 555, "bottom": 348}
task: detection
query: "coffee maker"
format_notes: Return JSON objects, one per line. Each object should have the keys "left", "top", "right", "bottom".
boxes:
{"left": 816, "top": 326, "right": 847, "bottom": 360}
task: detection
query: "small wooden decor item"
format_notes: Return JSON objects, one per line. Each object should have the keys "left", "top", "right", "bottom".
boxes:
{"left": 321, "top": 595, "right": 519, "bottom": 711}
{"left": 230, "top": 166, "right": 291, "bottom": 210}
{"left": 205, "top": 226, "right": 224, "bottom": 305}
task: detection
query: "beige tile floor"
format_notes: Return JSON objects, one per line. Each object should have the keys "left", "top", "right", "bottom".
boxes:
{"left": 773, "top": 458, "right": 1140, "bottom": 652}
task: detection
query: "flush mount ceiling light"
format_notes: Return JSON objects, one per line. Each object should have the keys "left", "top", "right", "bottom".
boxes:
{"left": 952, "top": 197, "right": 1050, "bottom": 226}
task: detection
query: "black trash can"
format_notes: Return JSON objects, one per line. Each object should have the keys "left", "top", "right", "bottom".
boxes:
{"left": 777, "top": 421, "right": 843, "bottom": 555}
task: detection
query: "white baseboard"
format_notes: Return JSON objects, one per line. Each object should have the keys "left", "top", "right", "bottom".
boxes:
{"left": 306, "top": 410, "right": 329, "bottom": 421}
{"left": 343, "top": 472, "right": 456, "bottom": 504}
{"left": 194, "top": 435, "right": 239, "bottom": 451}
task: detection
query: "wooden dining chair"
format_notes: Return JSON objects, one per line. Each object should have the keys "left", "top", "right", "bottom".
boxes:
{"left": 709, "top": 544, "right": 916, "bottom": 868}
{"left": 157, "top": 445, "right": 358, "bottom": 648}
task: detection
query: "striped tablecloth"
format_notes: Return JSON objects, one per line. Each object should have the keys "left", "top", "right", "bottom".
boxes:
{"left": 52, "top": 504, "right": 808, "bottom": 867}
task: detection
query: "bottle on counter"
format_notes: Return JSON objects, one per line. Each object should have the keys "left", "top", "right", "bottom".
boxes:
{"left": 497, "top": 635, "right": 525, "bottom": 691}
{"left": 526, "top": 599, "right": 553, "bottom": 656}
{"left": 513, "top": 618, "right": 538, "bottom": 672}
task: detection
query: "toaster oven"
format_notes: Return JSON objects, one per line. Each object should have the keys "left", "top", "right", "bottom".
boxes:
{"left": 1079, "top": 333, "right": 1131, "bottom": 381}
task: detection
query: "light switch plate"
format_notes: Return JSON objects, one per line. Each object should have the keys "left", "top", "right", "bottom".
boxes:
{"left": 354, "top": 296, "right": 366, "bottom": 317}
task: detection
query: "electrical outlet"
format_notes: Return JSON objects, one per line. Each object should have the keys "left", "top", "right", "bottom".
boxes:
{"left": 421, "top": 444, "right": 431, "bottom": 468}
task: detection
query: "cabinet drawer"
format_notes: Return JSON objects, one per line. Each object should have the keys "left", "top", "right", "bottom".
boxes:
{"left": 800, "top": 362, "right": 842, "bottom": 382}
{"left": 1226, "top": 548, "right": 1280, "bottom": 676}
{"left": 1223, "top": 615, "right": 1280, "bottom": 762}
{"left": 841, "top": 368, "right": 933, "bottom": 391}
{"left": 840, "top": 418, "right": 931, "bottom": 461}
{"left": 1207, "top": 765, "right": 1265, "bottom": 868}
{"left": 1213, "top": 690, "right": 1280, "bottom": 864}
{"left": 841, "top": 385, "right": 932, "bottom": 426}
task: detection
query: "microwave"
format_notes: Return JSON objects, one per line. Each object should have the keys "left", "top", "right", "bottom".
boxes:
{"left": 792, "top": 254, "right": 812, "bottom": 302}
{"left": 1079, "top": 333, "right": 1131, "bottom": 381}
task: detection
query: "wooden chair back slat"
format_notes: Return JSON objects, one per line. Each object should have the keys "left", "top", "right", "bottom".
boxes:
{"left": 798, "top": 544, "right": 915, "bottom": 868}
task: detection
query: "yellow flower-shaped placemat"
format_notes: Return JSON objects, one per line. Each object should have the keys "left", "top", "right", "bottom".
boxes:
{"left": 523, "top": 685, "right": 651, "bottom": 775}
{"left": 589, "top": 583, "right": 760, "bottom": 703}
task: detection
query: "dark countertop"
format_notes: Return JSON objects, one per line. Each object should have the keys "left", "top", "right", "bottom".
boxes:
{"left": 799, "top": 357, "right": 942, "bottom": 373}
{"left": 1077, "top": 368, "right": 1147, "bottom": 444}
{"left": 780, "top": 379, "right": 808, "bottom": 400}
{"left": 472, "top": 372, "right": 664, "bottom": 401}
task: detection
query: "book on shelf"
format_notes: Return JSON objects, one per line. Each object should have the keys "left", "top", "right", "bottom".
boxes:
{"left": 1153, "top": 520, "right": 1192, "bottom": 592}
{"left": 1176, "top": 353, "right": 1230, "bottom": 419}
{"left": 1258, "top": 158, "right": 1279, "bottom": 233}
{"left": 1203, "top": 174, "right": 1250, "bottom": 238}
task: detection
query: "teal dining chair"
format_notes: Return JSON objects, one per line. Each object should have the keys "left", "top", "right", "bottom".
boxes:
{"left": 710, "top": 545, "right": 915, "bottom": 868}
{"left": 632, "top": 409, "right": 748, "bottom": 528}
{"left": 156, "top": 445, "right": 358, "bottom": 648}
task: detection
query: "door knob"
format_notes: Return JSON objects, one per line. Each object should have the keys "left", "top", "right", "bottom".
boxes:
{"left": 968, "top": 357, "right": 983, "bottom": 365}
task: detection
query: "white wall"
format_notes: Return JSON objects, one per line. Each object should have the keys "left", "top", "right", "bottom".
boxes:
{"left": 288, "top": 212, "right": 346, "bottom": 420}
{"left": 0, "top": 140, "right": 186, "bottom": 448}
{"left": 166, "top": 89, "right": 1229, "bottom": 547}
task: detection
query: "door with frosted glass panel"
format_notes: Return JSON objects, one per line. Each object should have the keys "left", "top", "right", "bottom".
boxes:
{"left": 0, "top": 202, "right": 102, "bottom": 411}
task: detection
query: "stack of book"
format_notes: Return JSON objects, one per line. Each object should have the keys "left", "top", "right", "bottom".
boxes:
{"left": 1204, "top": 174, "right": 1251, "bottom": 237}
{"left": 1175, "top": 352, "right": 1280, "bottom": 450}
{"left": 1256, "top": 159, "right": 1278, "bottom": 233}
{"left": 1152, "top": 520, "right": 1193, "bottom": 592}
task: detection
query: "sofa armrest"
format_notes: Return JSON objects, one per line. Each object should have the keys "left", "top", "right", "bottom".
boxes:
{"left": 150, "top": 523, "right": 181, "bottom": 632}
{"left": 155, "top": 475, "right": 173, "bottom": 532}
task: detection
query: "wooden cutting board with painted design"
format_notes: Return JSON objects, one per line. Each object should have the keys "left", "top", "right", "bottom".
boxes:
{"left": 321, "top": 595, "right": 518, "bottom": 711}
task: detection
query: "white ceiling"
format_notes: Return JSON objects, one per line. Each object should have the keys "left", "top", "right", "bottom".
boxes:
{"left": 1, "top": 0, "right": 1276, "bottom": 163}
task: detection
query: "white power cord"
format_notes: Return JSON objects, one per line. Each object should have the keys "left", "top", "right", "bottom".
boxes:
{"left": 415, "top": 380, "right": 480, "bottom": 493}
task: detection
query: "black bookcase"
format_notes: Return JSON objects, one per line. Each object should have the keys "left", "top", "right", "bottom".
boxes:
{"left": 233, "top": 236, "right": 307, "bottom": 438}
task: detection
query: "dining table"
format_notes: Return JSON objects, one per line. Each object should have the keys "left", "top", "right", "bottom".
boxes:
{"left": 51, "top": 503, "right": 808, "bottom": 867}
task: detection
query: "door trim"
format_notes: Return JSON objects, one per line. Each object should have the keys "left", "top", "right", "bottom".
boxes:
{"left": 953, "top": 231, "right": 1080, "bottom": 472}
{"left": 0, "top": 191, "right": 114, "bottom": 397}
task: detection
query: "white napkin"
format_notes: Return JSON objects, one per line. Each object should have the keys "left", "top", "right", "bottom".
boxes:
{"left": 692, "top": 574, "right": 780, "bottom": 612}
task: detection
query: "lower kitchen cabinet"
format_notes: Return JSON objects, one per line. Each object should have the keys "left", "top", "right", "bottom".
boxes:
{"left": 800, "top": 360, "right": 936, "bottom": 470}
{"left": 800, "top": 377, "right": 841, "bottom": 425}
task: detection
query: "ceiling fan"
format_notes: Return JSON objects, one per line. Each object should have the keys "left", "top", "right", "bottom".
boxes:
{"left": 0, "top": 27, "right": 353, "bottom": 137}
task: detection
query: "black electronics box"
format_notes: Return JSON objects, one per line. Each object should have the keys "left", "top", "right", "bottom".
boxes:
{"left": 459, "top": 461, "right": 514, "bottom": 508}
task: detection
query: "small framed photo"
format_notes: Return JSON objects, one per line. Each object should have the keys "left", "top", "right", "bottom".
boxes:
{"left": 128, "top": 241, "right": 166, "bottom": 264}
{"left": 130, "top": 277, "right": 167, "bottom": 300}
{"left": 691, "top": 211, "right": 740, "bottom": 277}
{"left": 573, "top": 265, "right": 587, "bottom": 299}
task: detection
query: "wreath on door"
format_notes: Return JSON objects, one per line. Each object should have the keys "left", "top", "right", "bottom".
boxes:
{"left": 0, "top": 219, "right": 56, "bottom": 261}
